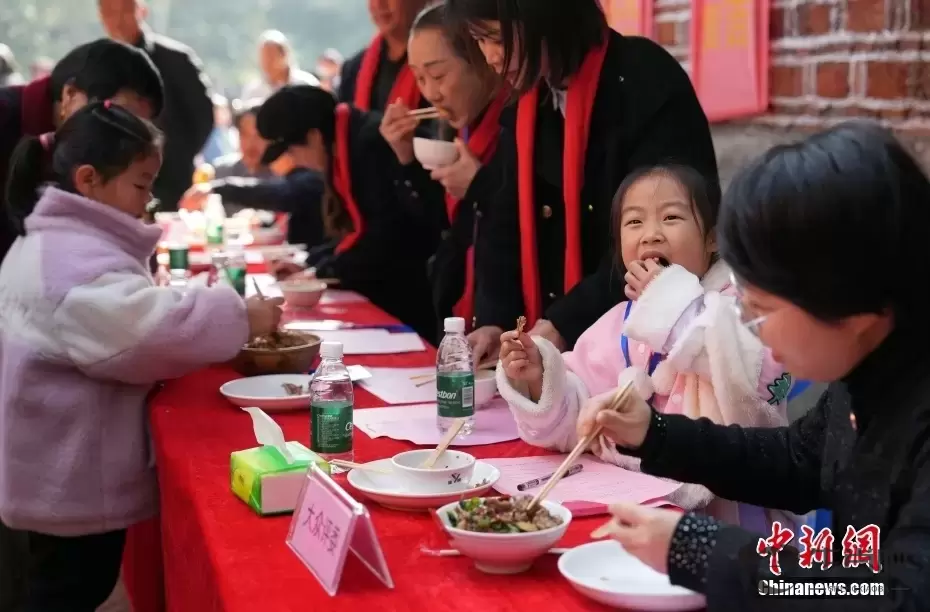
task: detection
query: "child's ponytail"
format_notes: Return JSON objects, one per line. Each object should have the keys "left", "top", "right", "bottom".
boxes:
{"left": 5, "top": 135, "right": 49, "bottom": 236}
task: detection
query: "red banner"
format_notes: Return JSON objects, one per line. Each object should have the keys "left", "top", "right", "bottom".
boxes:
{"left": 604, "top": 0, "right": 654, "bottom": 37}
{"left": 690, "top": 0, "right": 770, "bottom": 121}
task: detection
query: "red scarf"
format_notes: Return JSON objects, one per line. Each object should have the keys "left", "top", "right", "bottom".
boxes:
{"left": 515, "top": 42, "right": 608, "bottom": 326}
{"left": 354, "top": 35, "right": 421, "bottom": 111}
{"left": 332, "top": 104, "right": 364, "bottom": 253}
{"left": 444, "top": 92, "right": 508, "bottom": 329}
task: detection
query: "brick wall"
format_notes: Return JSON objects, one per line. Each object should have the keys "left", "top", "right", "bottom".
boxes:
{"left": 649, "top": 0, "right": 930, "bottom": 134}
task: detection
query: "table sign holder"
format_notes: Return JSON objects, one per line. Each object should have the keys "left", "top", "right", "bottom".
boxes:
{"left": 286, "top": 463, "right": 394, "bottom": 596}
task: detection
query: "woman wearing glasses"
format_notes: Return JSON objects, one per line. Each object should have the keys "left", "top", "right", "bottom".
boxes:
{"left": 587, "top": 122, "right": 930, "bottom": 610}
{"left": 495, "top": 164, "right": 794, "bottom": 528}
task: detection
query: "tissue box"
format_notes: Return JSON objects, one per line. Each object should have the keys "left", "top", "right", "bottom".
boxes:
{"left": 230, "top": 442, "right": 330, "bottom": 515}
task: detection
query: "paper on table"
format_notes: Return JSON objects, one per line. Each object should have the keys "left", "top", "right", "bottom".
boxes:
{"left": 313, "top": 329, "right": 425, "bottom": 355}
{"left": 246, "top": 273, "right": 283, "bottom": 298}
{"left": 483, "top": 455, "right": 681, "bottom": 505}
{"left": 357, "top": 367, "right": 436, "bottom": 404}
{"left": 353, "top": 398, "right": 519, "bottom": 446}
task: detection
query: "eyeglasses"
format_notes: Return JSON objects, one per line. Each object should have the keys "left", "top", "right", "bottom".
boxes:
{"left": 730, "top": 273, "right": 768, "bottom": 337}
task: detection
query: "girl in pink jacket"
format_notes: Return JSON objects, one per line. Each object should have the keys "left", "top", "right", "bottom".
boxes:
{"left": 498, "top": 165, "right": 796, "bottom": 531}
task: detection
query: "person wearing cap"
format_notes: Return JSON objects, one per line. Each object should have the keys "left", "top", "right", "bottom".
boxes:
{"left": 241, "top": 30, "right": 320, "bottom": 102}
{"left": 339, "top": 0, "right": 429, "bottom": 112}
{"left": 0, "top": 37, "right": 162, "bottom": 612}
{"left": 99, "top": 0, "right": 215, "bottom": 211}
{"left": 0, "top": 38, "right": 164, "bottom": 263}
{"left": 180, "top": 84, "right": 438, "bottom": 341}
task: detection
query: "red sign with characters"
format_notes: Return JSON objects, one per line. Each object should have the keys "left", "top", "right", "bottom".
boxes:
{"left": 690, "top": 0, "right": 770, "bottom": 121}
{"left": 604, "top": 0, "right": 654, "bottom": 37}
{"left": 757, "top": 522, "right": 883, "bottom": 576}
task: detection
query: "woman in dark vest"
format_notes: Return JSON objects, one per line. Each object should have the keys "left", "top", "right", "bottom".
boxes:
{"left": 446, "top": 0, "right": 718, "bottom": 362}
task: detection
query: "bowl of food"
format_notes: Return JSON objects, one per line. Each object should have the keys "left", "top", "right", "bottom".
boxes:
{"left": 279, "top": 278, "right": 328, "bottom": 308}
{"left": 413, "top": 137, "right": 458, "bottom": 170}
{"left": 390, "top": 449, "right": 476, "bottom": 494}
{"left": 475, "top": 368, "right": 498, "bottom": 407}
{"left": 438, "top": 496, "right": 572, "bottom": 574}
{"left": 231, "top": 330, "right": 322, "bottom": 376}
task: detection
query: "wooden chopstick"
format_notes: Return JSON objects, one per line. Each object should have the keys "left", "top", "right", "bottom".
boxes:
{"left": 527, "top": 381, "right": 635, "bottom": 511}
{"left": 412, "top": 358, "right": 499, "bottom": 386}
{"left": 407, "top": 107, "right": 441, "bottom": 118}
{"left": 329, "top": 459, "right": 392, "bottom": 474}
{"left": 420, "top": 418, "right": 467, "bottom": 468}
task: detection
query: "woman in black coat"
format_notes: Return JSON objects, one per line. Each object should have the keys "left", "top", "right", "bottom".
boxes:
{"left": 446, "top": 0, "right": 718, "bottom": 362}
{"left": 585, "top": 121, "right": 930, "bottom": 610}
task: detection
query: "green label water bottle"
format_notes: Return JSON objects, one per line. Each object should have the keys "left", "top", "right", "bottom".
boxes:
{"left": 436, "top": 317, "right": 475, "bottom": 435}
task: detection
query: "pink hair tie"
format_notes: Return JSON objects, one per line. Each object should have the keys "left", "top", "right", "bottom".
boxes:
{"left": 104, "top": 99, "right": 113, "bottom": 109}
{"left": 39, "top": 132, "right": 55, "bottom": 151}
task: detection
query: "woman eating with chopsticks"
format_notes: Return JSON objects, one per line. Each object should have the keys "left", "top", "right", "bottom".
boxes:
{"left": 445, "top": 0, "right": 718, "bottom": 364}
{"left": 380, "top": 2, "right": 510, "bottom": 341}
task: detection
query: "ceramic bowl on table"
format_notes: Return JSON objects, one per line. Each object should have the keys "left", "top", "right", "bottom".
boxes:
{"left": 436, "top": 498, "right": 572, "bottom": 574}
{"left": 278, "top": 279, "right": 328, "bottom": 308}
{"left": 413, "top": 137, "right": 458, "bottom": 170}
{"left": 231, "top": 331, "right": 322, "bottom": 376}
{"left": 475, "top": 368, "right": 498, "bottom": 407}
{"left": 558, "top": 540, "right": 705, "bottom": 611}
{"left": 390, "top": 449, "right": 476, "bottom": 494}
{"left": 220, "top": 374, "right": 313, "bottom": 412}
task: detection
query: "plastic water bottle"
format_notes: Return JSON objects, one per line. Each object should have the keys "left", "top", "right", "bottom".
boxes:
{"left": 436, "top": 317, "right": 475, "bottom": 436}
{"left": 310, "top": 342, "right": 354, "bottom": 470}
{"left": 204, "top": 193, "right": 226, "bottom": 247}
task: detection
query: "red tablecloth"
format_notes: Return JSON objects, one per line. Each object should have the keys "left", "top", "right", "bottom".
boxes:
{"left": 123, "top": 298, "right": 615, "bottom": 612}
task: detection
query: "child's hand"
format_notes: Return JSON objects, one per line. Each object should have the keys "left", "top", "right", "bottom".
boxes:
{"left": 624, "top": 259, "right": 664, "bottom": 301}
{"left": 577, "top": 386, "right": 653, "bottom": 449}
{"left": 245, "top": 296, "right": 285, "bottom": 337}
{"left": 500, "top": 330, "right": 543, "bottom": 386}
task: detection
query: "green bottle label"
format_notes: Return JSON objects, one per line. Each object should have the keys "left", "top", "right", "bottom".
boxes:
{"left": 224, "top": 265, "right": 247, "bottom": 296}
{"left": 206, "top": 222, "right": 224, "bottom": 245}
{"left": 311, "top": 400, "right": 353, "bottom": 454}
{"left": 167, "top": 247, "right": 189, "bottom": 270}
{"left": 437, "top": 372, "right": 475, "bottom": 418}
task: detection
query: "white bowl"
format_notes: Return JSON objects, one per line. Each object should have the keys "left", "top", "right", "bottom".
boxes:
{"left": 437, "top": 498, "right": 572, "bottom": 574}
{"left": 413, "top": 137, "right": 458, "bottom": 170}
{"left": 558, "top": 540, "right": 705, "bottom": 611}
{"left": 279, "top": 279, "right": 327, "bottom": 308}
{"left": 219, "top": 374, "right": 313, "bottom": 412}
{"left": 390, "top": 449, "right": 476, "bottom": 494}
{"left": 475, "top": 368, "right": 498, "bottom": 407}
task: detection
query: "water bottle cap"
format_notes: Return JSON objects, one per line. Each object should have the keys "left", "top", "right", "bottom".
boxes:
{"left": 444, "top": 317, "right": 465, "bottom": 333}
{"left": 320, "top": 341, "right": 343, "bottom": 359}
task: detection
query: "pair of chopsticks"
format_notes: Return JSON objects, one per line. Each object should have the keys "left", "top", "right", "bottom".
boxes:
{"left": 411, "top": 358, "right": 499, "bottom": 387}
{"left": 407, "top": 107, "right": 442, "bottom": 121}
{"left": 421, "top": 547, "right": 569, "bottom": 557}
{"left": 527, "top": 381, "right": 635, "bottom": 511}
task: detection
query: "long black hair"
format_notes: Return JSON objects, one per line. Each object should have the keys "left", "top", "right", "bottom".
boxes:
{"left": 5, "top": 101, "right": 163, "bottom": 235}
{"left": 720, "top": 120, "right": 930, "bottom": 329}
{"left": 444, "top": 0, "right": 607, "bottom": 94}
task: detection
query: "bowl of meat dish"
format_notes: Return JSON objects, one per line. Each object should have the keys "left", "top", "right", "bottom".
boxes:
{"left": 278, "top": 278, "right": 328, "bottom": 308}
{"left": 437, "top": 496, "right": 572, "bottom": 574}
{"left": 231, "top": 330, "right": 322, "bottom": 376}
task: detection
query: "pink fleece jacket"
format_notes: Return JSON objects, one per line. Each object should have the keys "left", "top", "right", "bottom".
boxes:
{"left": 0, "top": 187, "right": 249, "bottom": 536}
{"left": 497, "top": 260, "right": 798, "bottom": 532}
